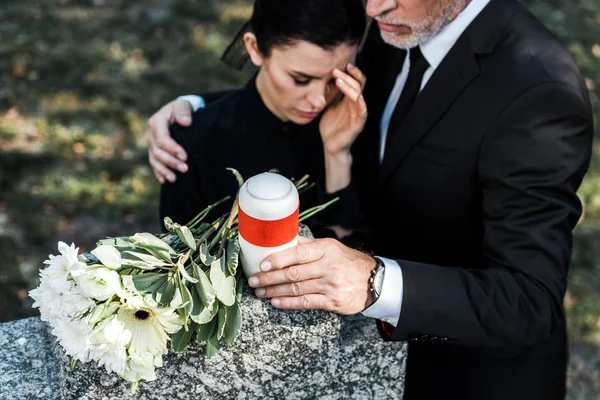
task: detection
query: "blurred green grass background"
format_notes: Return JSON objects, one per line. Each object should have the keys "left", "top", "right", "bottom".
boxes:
{"left": 0, "top": 1, "right": 599, "bottom": 398}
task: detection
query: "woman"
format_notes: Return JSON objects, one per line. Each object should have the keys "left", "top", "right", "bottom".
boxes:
{"left": 160, "top": 0, "right": 368, "bottom": 233}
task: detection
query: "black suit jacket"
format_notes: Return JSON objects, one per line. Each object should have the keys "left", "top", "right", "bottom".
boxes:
{"left": 352, "top": 0, "right": 594, "bottom": 399}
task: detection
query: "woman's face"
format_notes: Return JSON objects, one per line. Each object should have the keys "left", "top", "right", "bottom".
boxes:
{"left": 249, "top": 36, "right": 359, "bottom": 124}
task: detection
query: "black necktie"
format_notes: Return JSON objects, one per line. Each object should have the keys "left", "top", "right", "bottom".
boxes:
{"left": 384, "top": 46, "right": 429, "bottom": 157}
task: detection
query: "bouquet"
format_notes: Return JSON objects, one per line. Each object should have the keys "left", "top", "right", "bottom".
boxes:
{"left": 29, "top": 169, "right": 337, "bottom": 391}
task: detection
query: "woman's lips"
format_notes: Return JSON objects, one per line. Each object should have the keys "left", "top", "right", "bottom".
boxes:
{"left": 297, "top": 110, "right": 320, "bottom": 119}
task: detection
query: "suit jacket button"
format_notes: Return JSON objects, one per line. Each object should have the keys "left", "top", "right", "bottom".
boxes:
{"left": 440, "top": 337, "right": 448, "bottom": 342}
{"left": 430, "top": 336, "right": 439, "bottom": 343}
{"left": 409, "top": 332, "right": 421, "bottom": 340}
{"left": 421, "top": 334, "right": 429, "bottom": 342}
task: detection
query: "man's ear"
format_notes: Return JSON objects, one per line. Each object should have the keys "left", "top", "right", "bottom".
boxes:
{"left": 244, "top": 32, "right": 264, "bottom": 67}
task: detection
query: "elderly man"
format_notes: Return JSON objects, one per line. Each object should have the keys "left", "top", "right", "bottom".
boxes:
{"left": 145, "top": 0, "right": 594, "bottom": 398}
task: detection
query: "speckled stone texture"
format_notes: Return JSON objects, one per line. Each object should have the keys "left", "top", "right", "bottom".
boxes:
{"left": 0, "top": 293, "right": 406, "bottom": 400}
{"left": 0, "top": 225, "right": 407, "bottom": 399}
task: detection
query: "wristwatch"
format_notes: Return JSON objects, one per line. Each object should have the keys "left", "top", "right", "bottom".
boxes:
{"left": 369, "top": 257, "right": 386, "bottom": 302}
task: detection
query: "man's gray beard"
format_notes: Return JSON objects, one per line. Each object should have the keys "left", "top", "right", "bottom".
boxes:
{"left": 376, "top": 1, "right": 461, "bottom": 50}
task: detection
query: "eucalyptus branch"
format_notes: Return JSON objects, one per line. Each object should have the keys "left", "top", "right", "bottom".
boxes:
{"left": 298, "top": 197, "right": 339, "bottom": 222}
{"left": 187, "top": 195, "right": 232, "bottom": 229}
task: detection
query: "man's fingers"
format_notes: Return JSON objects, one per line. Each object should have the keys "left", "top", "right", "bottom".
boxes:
{"left": 152, "top": 144, "right": 188, "bottom": 173}
{"left": 173, "top": 99, "right": 193, "bottom": 127}
{"left": 270, "top": 294, "right": 330, "bottom": 311}
{"left": 149, "top": 153, "right": 177, "bottom": 183}
{"left": 261, "top": 241, "right": 325, "bottom": 272}
{"left": 255, "top": 278, "right": 324, "bottom": 299}
{"left": 250, "top": 261, "right": 323, "bottom": 288}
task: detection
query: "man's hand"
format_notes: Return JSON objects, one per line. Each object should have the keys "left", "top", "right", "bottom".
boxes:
{"left": 248, "top": 236, "right": 377, "bottom": 315}
{"left": 145, "top": 98, "right": 193, "bottom": 184}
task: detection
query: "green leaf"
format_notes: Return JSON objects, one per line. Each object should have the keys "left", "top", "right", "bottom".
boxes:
{"left": 190, "top": 298, "right": 218, "bottom": 324}
{"left": 171, "top": 321, "right": 199, "bottom": 353}
{"left": 131, "top": 233, "right": 177, "bottom": 262}
{"left": 196, "top": 315, "right": 218, "bottom": 344}
{"left": 210, "top": 258, "right": 236, "bottom": 307}
{"left": 97, "top": 237, "right": 133, "bottom": 248}
{"left": 226, "top": 238, "right": 240, "bottom": 276}
{"left": 199, "top": 242, "right": 216, "bottom": 266}
{"left": 178, "top": 261, "right": 199, "bottom": 284}
{"left": 224, "top": 303, "right": 242, "bottom": 346}
{"left": 179, "top": 280, "right": 193, "bottom": 317}
{"left": 163, "top": 217, "right": 175, "bottom": 233}
{"left": 217, "top": 305, "right": 227, "bottom": 340}
{"left": 191, "top": 259, "right": 215, "bottom": 308}
{"left": 155, "top": 277, "right": 176, "bottom": 307}
{"left": 236, "top": 275, "right": 244, "bottom": 303}
{"left": 175, "top": 224, "right": 197, "bottom": 251}
{"left": 205, "top": 335, "right": 221, "bottom": 359}
{"left": 129, "top": 273, "right": 166, "bottom": 293}
{"left": 124, "top": 251, "right": 171, "bottom": 268}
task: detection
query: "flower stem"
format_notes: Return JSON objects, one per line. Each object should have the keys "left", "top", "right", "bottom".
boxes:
{"left": 298, "top": 197, "right": 339, "bottom": 222}
{"left": 187, "top": 195, "right": 231, "bottom": 229}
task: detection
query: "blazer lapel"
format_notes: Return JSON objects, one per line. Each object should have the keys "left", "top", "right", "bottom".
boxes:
{"left": 377, "top": 38, "right": 479, "bottom": 186}
{"left": 376, "top": 0, "right": 517, "bottom": 187}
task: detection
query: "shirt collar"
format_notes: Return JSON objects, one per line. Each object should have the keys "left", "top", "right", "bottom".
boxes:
{"left": 420, "top": 0, "right": 492, "bottom": 70}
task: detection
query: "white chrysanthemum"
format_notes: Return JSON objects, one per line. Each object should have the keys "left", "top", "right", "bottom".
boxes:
{"left": 29, "top": 281, "right": 64, "bottom": 323}
{"left": 71, "top": 263, "right": 123, "bottom": 301}
{"left": 40, "top": 242, "right": 80, "bottom": 294}
{"left": 88, "top": 315, "right": 129, "bottom": 375}
{"left": 52, "top": 316, "right": 94, "bottom": 362}
{"left": 121, "top": 349, "right": 158, "bottom": 383}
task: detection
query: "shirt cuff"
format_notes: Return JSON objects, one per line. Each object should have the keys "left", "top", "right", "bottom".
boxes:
{"left": 177, "top": 95, "right": 206, "bottom": 112}
{"left": 361, "top": 257, "right": 403, "bottom": 327}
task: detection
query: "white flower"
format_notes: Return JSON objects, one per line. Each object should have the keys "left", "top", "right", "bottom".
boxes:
{"left": 71, "top": 264, "right": 122, "bottom": 301}
{"left": 121, "top": 349, "right": 157, "bottom": 383}
{"left": 52, "top": 316, "right": 94, "bottom": 363}
{"left": 40, "top": 242, "right": 81, "bottom": 294}
{"left": 116, "top": 302, "right": 183, "bottom": 357}
{"left": 91, "top": 245, "right": 122, "bottom": 270}
{"left": 88, "top": 315, "right": 129, "bottom": 375}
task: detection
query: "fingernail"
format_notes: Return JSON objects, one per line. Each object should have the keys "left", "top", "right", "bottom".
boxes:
{"left": 348, "top": 63, "right": 355, "bottom": 69}
{"left": 260, "top": 261, "right": 271, "bottom": 272}
{"left": 178, "top": 114, "right": 191, "bottom": 122}
{"left": 167, "top": 174, "right": 176, "bottom": 183}
{"left": 271, "top": 298, "right": 281, "bottom": 308}
{"left": 255, "top": 288, "right": 265, "bottom": 297}
{"left": 177, "top": 152, "right": 187, "bottom": 161}
{"left": 338, "top": 79, "right": 345, "bottom": 85}
{"left": 248, "top": 277, "right": 259, "bottom": 287}
{"left": 177, "top": 164, "right": 187, "bottom": 173}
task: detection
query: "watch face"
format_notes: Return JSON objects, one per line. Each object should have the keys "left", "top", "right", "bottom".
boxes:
{"left": 374, "top": 266, "right": 385, "bottom": 296}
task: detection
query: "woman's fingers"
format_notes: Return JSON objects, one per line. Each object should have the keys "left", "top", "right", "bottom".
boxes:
{"left": 333, "top": 68, "right": 362, "bottom": 97}
{"left": 347, "top": 63, "right": 367, "bottom": 88}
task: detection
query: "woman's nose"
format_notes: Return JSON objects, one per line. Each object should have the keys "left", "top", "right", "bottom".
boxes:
{"left": 307, "top": 87, "right": 327, "bottom": 111}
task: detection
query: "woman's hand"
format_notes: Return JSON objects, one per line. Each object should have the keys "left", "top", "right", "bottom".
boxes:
{"left": 319, "top": 64, "right": 367, "bottom": 157}
{"left": 319, "top": 64, "right": 367, "bottom": 193}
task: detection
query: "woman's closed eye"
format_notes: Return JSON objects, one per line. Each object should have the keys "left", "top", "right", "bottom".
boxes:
{"left": 293, "top": 78, "right": 311, "bottom": 86}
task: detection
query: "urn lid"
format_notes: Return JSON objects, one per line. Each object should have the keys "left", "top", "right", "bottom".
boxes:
{"left": 238, "top": 172, "right": 299, "bottom": 221}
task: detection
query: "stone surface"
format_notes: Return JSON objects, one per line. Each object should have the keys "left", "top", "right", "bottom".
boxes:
{"left": 0, "top": 225, "right": 407, "bottom": 399}
{"left": 0, "top": 289, "right": 407, "bottom": 399}
{"left": 0, "top": 317, "right": 62, "bottom": 399}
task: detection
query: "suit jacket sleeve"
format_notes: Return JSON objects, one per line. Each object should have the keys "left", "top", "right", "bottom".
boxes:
{"left": 391, "top": 82, "right": 593, "bottom": 347}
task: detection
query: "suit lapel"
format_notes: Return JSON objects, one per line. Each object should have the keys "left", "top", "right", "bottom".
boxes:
{"left": 377, "top": 37, "right": 480, "bottom": 186}
{"left": 376, "top": 0, "right": 516, "bottom": 187}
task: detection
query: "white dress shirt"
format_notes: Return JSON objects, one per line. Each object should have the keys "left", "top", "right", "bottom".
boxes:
{"left": 180, "top": 0, "right": 491, "bottom": 327}
{"left": 361, "top": 0, "right": 491, "bottom": 326}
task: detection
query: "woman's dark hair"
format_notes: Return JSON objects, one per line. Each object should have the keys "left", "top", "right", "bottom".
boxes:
{"left": 221, "top": 0, "right": 366, "bottom": 69}
{"left": 252, "top": 0, "right": 366, "bottom": 56}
